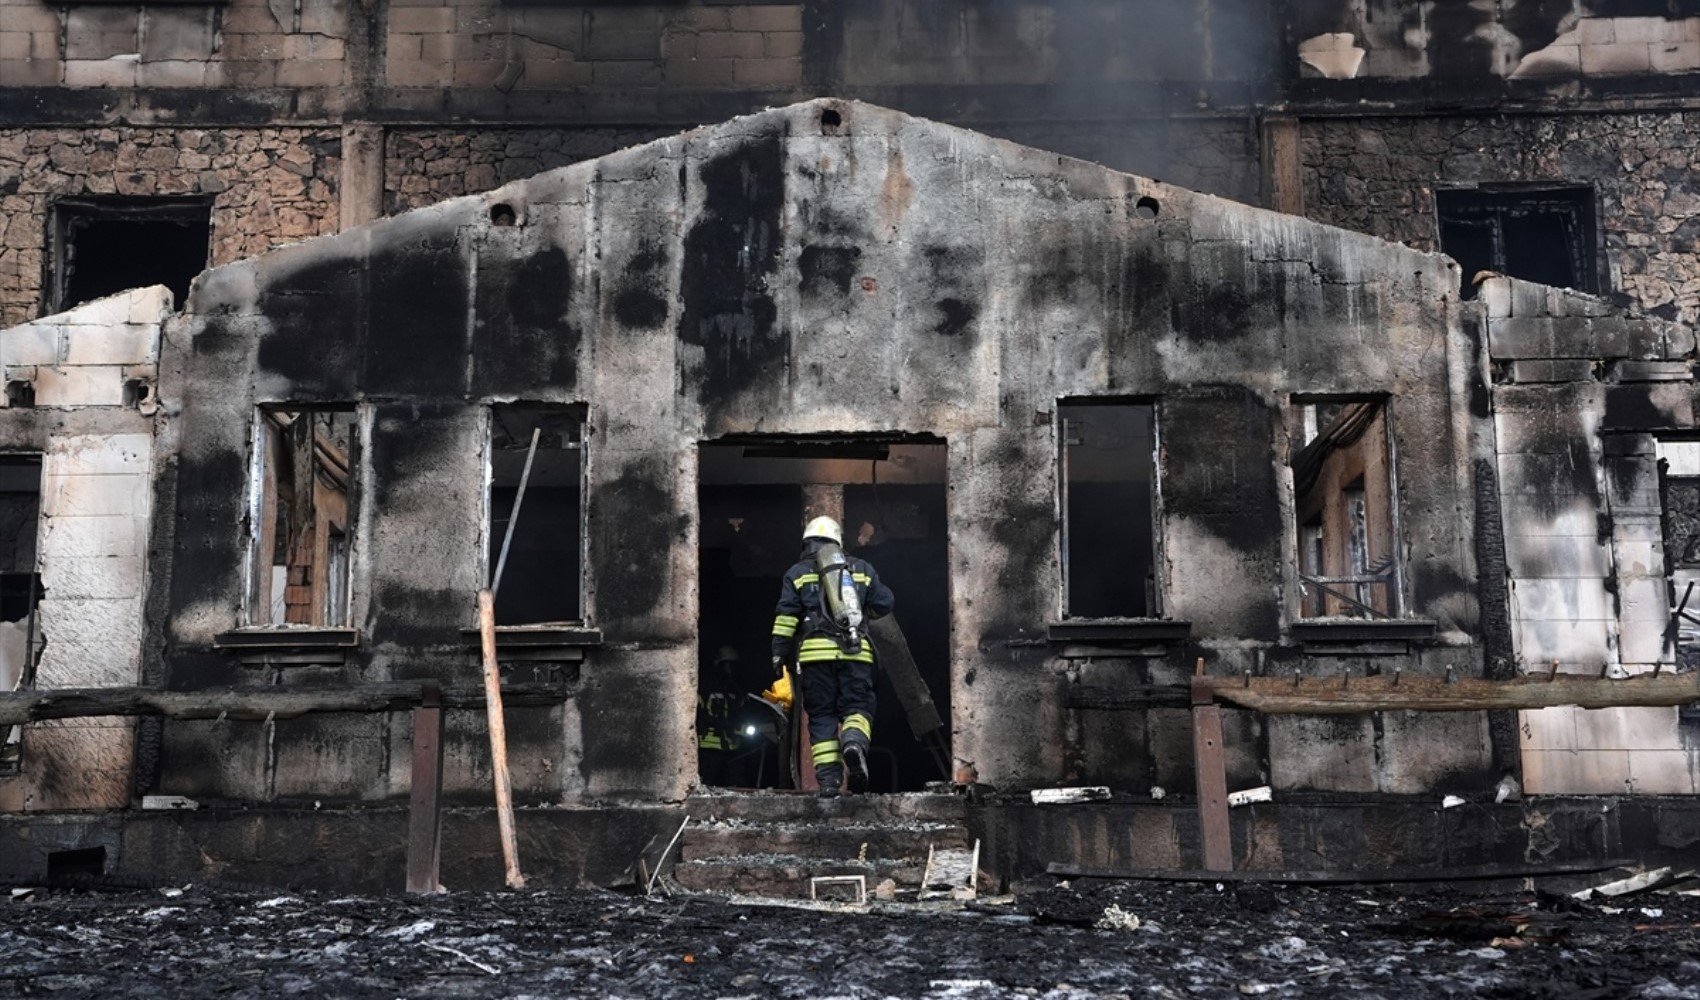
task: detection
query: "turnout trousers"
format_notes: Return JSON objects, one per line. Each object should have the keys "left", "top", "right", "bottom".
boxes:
{"left": 798, "top": 656, "right": 875, "bottom": 782}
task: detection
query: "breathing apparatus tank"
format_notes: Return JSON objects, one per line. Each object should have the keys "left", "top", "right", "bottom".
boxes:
{"left": 813, "top": 541, "right": 864, "bottom": 654}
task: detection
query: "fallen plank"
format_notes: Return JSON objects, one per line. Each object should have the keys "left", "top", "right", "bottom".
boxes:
{"left": 1571, "top": 867, "right": 1696, "bottom": 900}
{"left": 1046, "top": 858, "right": 1636, "bottom": 884}
{"left": 0, "top": 682, "right": 574, "bottom": 726}
{"left": 1204, "top": 673, "right": 1699, "bottom": 715}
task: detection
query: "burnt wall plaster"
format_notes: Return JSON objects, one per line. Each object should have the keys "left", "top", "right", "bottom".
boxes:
{"left": 137, "top": 100, "right": 1498, "bottom": 805}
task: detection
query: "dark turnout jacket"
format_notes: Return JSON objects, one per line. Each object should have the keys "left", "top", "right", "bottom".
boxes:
{"left": 771, "top": 555, "right": 895, "bottom": 666}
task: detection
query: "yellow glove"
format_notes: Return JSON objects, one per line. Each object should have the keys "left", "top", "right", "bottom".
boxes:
{"left": 761, "top": 667, "right": 794, "bottom": 711}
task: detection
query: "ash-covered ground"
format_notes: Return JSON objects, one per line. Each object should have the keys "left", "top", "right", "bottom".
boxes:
{"left": 3, "top": 880, "right": 1697, "bottom": 998}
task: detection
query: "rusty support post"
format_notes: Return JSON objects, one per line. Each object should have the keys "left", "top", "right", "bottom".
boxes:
{"left": 406, "top": 681, "right": 444, "bottom": 894}
{"left": 1191, "top": 660, "right": 1232, "bottom": 872}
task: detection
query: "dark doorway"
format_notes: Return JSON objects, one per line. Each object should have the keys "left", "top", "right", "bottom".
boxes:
{"left": 1436, "top": 186, "right": 1597, "bottom": 299}
{"left": 698, "top": 438, "right": 950, "bottom": 793}
{"left": 50, "top": 197, "right": 212, "bottom": 314}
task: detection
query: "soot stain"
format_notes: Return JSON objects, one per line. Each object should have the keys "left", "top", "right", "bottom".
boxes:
{"left": 166, "top": 448, "right": 248, "bottom": 616}
{"left": 612, "top": 242, "right": 670, "bottom": 329}
{"left": 679, "top": 132, "right": 788, "bottom": 409}
{"left": 365, "top": 232, "right": 470, "bottom": 397}
{"left": 475, "top": 244, "right": 580, "bottom": 394}
{"left": 923, "top": 245, "right": 983, "bottom": 339}
{"left": 798, "top": 244, "right": 862, "bottom": 298}
{"left": 590, "top": 456, "right": 687, "bottom": 625}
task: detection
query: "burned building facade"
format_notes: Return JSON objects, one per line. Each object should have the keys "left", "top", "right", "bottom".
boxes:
{"left": 1, "top": 2, "right": 1698, "bottom": 888}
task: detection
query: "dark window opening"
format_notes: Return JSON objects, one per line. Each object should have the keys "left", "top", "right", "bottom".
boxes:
{"left": 1292, "top": 398, "right": 1402, "bottom": 619}
{"left": 1657, "top": 440, "right": 1700, "bottom": 671}
{"left": 1058, "top": 401, "right": 1158, "bottom": 619}
{"left": 50, "top": 197, "right": 212, "bottom": 314}
{"left": 1436, "top": 187, "right": 1597, "bottom": 299}
{"left": 247, "top": 408, "right": 359, "bottom": 627}
{"left": 0, "top": 454, "right": 42, "bottom": 773}
{"left": 489, "top": 405, "right": 584, "bottom": 626}
{"left": 697, "top": 438, "right": 950, "bottom": 794}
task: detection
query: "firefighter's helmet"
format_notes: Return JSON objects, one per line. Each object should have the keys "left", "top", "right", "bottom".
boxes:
{"left": 802, "top": 516, "right": 843, "bottom": 545}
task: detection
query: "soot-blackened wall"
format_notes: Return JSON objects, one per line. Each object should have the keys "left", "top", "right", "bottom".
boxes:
{"left": 143, "top": 99, "right": 1496, "bottom": 806}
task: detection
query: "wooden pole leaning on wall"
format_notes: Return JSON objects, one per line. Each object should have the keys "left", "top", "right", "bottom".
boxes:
{"left": 479, "top": 425, "right": 540, "bottom": 891}
{"left": 479, "top": 588, "right": 525, "bottom": 889}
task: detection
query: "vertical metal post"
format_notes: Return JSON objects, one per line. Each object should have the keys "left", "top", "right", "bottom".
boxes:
{"left": 406, "top": 681, "right": 444, "bottom": 893}
{"left": 1190, "top": 659, "right": 1233, "bottom": 872}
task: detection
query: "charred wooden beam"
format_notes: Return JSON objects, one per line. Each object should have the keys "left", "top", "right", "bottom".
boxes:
{"left": 0, "top": 682, "right": 573, "bottom": 727}
{"left": 1204, "top": 672, "right": 1700, "bottom": 715}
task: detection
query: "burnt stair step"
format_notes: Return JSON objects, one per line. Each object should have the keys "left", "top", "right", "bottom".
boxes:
{"left": 684, "top": 791, "right": 966, "bottom": 825}
{"left": 681, "top": 821, "right": 970, "bottom": 862}
{"left": 671, "top": 854, "right": 926, "bottom": 900}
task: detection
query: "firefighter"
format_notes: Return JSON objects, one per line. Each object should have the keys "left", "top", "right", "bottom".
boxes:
{"left": 697, "top": 646, "right": 753, "bottom": 787}
{"left": 770, "top": 516, "right": 895, "bottom": 797}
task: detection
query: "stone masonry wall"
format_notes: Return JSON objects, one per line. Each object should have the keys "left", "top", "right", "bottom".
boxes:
{"left": 0, "top": 128, "right": 341, "bottom": 327}
{"left": 1301, "top": 110, "right": 1700, "bottom": 327}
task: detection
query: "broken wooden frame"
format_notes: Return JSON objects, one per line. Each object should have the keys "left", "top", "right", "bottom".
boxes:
{"left": 0, "top": 680, "right": 575, "bottom": 893}
{"left": 1181, "top": 664, "right": 1700, "bottom": 872}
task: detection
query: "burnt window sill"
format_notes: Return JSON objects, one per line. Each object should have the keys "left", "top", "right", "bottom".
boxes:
{"left": 215, "top": 627, "right": 361, "bottom": 651}
{"left": 1048, "top": 619, "right": 1192, "bottom": 654}
{"left": 1290, "top": 619, "right": 1437, "bottom": 646}
{"left": 459, "top": 625, "right": 603, "bottom": 661}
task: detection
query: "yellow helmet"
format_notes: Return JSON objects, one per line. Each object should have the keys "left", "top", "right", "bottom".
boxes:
{"left": 803, "top": 515, "right": 842, "bottom": 545}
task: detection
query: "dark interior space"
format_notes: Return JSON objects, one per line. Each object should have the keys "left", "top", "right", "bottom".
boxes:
{"left": 51, "top": 197, "right": 212, "bottom": 314}
{"left": 0, "top": 454, "right": 42, "bottom": 772}
{"left": 1436, "top": 186, "right": 1597, "bottom": 298}
{"left": 489, "top": 406, "right": 584, "bottom": 625}
{"left": 698, "top": 440, "right": 950, "bottom": 792}
{"left": 1059, "top": 402, "right": 1156, "bottom": 618}
{"left": 45, "top": 847, "right": 106, "bottom": 881}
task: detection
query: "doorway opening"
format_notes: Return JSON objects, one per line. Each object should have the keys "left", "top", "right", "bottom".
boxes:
{"left": 697, "top": 436, "right": 950, "bottom": 793}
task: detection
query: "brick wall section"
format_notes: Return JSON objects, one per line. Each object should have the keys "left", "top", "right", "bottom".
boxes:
{"left": 385, "top": 2, "right": 803, "bottom": 90}
{"left": 0, "top": 0, "right": 351, "bottom": 89}
{"left": 0, "top": 128, "right": 341, "bottom": 327}
{"left": 1301, "top": 111, "right": 1700, "bottom": 327}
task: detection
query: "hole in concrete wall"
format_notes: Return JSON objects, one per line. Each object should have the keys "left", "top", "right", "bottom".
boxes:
{"left": 488, "top": 405, "right": 585, "bottom": 625}
{"left": 489, "top": 203, "right": 517, "bottom": 227}
{"left": 1437, "top": 186, "right": 1597, "bottom": 299}
{"left": 0, "top": 454, "right": 42, "bottom": 774}
{"left": 5, "top": 381, "right": 34, "bottom": 409}
{"left": 49, "top": 196, "right": 211, "bottom": 314}
{"left": 46, "top": 846, "right": 106, "bottom": 880}
{"left": 1291, "top": 397, "right": 1403, "bottom": 619}
{"left": 246, "top": 408, "right": 359, "bottom": 627}
{"left": 698, "top": 437, "right": 950, "bottom": 793}
{"left": 820, "top": 108, "right": 843, "bottom": 130}
{"left": 122, "top": 379, "right": 151, "bottom": 409}
{"left": 1134, "top": 196, "right": 1161, "bottom": 220}
{"left": 1059, "top": 401, "right": 1158, "bottom": 618}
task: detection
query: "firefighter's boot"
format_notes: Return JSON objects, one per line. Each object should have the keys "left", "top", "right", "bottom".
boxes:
{"left": 816, "top": 765, "right": 843, "bottom": 799}
{"left": 841, "top": 715, "right": 872, "bottom": 794}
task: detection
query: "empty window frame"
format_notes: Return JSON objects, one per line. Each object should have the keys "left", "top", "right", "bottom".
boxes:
{"left": 246, "top": 408, "right": 360, "bottom": 627}
{"left": 1058, "top": 401, "right": 1159, "bottom": 618}
{"left": 1436, "top": 186, "right": 1598, "bottom": 299}
{"left": 49, "top": 197, "right": 213, "bottom": 314}
{"left": 1290, "top": 397, "right": 1404, "bottom": 619}
{"left": 488, "top": 405, "right": 585, "bottom": 625}
{"left": 1658, "top": 439, "right": 1700, "bottom": 671}
{"left": 0, "top": 455, "right": 42, "bottom": 773}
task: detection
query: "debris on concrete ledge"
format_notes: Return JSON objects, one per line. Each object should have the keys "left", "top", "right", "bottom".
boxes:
{"left": 1029, "top": 787, "right": 1111, "bottom": 805}
{"left": 1228, "top": 785, "right": 1273, "bottom": 807}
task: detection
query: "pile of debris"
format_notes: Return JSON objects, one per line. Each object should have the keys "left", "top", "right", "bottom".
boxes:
{"left": 4, "top": 866, "right": 1696, "bottom": 997}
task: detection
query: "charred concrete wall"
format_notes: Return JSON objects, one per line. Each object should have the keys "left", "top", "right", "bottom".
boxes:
{"left": 0, "top": 286, "right": 166, "bottom": 811}
{"left": 1483, "top": 275, "right": 1700, "bottom": 794}
{"left": 133, "top": 100, "right": 1497, "bottom": 808}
